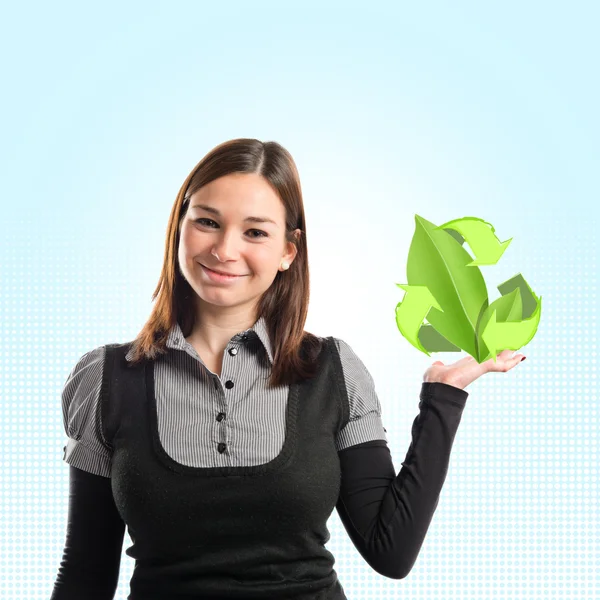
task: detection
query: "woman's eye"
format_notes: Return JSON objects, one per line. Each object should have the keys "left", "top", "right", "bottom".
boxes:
{"left": 194, "top": 218, "right": 268, "bottom": 238}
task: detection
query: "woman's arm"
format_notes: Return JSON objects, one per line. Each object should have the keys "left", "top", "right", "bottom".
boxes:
{"left": 49, "top": 466, "right": 126, "bottom": 600}
{"left": 336, "top": 381, "right": 468, "bottom": 579}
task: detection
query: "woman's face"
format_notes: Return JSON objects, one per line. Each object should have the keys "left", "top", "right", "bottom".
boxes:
{"left": 178, "top": 172, "right": 297, "bottom": 312}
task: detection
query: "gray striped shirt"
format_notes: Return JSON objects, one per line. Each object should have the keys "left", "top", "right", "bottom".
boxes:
{"left": 62, "top": 316, "right": 388, "bottom": 478}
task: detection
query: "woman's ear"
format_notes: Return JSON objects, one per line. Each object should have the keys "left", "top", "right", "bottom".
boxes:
{"left": 285, "top": 240, "right": 299, "bottom": 265}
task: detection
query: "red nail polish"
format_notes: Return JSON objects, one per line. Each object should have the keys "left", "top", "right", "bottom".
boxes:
{"left": 520, "top": 357, "right": 526, "bottom": 361}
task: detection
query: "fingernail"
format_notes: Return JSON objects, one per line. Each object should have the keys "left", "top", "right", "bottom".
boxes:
{"left": 520, "top": 357, "right": 526, "bottom": 361}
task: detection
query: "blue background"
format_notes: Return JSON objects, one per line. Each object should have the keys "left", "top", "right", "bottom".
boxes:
{"left": 1, "top": 1, "right": 597, "bottom": 598}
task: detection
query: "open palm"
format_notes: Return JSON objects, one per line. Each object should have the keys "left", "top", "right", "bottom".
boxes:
{"left": 423, "top": 350, "right": 527, "bottom": 390}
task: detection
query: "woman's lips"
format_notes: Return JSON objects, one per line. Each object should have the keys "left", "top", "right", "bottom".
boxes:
{"left": 202, "top": 264, "right": 243, "bottom": 276}
{"left": 200, "top": 264, "right": 247, "bottom": 282}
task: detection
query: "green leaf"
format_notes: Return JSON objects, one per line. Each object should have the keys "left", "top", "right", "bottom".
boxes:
{"left": 406, "top": 214, "right": 489, "bottom": 358}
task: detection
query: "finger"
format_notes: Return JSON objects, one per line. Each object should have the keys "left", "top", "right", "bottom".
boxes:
{"left": 496, "top": 354, "right": 525, "bottom": 372}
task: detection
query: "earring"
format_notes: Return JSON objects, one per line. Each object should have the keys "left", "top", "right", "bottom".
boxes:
{"left": 280, "top": 261, "right": 289, "bottom": 270}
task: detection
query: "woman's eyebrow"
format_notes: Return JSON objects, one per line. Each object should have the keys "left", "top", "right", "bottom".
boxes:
{"left": 191, "top": 204, "right": 277, "bottom": 226}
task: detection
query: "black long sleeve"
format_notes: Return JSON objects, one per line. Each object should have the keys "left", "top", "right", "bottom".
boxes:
{"left": 336, "top": 381, "right": 469, "bottom": 579}
{"left": 49, "top": 465, "right": 125, "bottom": 600}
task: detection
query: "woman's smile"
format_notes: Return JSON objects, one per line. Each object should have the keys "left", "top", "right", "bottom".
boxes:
{"left": 200, "top": 263, "right": 248, "bottom": 284}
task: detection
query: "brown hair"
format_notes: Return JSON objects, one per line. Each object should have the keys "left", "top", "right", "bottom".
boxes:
{"left": 125, "top": 138, "right": 324, "bottom": 387}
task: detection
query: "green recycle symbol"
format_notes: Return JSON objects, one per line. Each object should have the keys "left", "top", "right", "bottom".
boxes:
{"left": 395, "top": 215, "right": 542, "bottom": 364}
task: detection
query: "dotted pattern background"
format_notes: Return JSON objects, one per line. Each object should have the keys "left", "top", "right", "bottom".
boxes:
{"left": 2, "top": 209, "right": 597, "bottom": 600}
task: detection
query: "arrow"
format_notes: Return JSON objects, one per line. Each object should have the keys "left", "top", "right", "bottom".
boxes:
{"left": 435, "top": 216, "right": 512, "bottom": 267}
{"left": 481, "top": 295, "right": 542, "bottom": 362}
{"left": 395, "top": 284, "right": 443, "bottom": 356}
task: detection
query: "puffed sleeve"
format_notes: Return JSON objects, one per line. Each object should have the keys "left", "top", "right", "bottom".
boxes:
{"left": 61, "top": 345, "right": 112, "bottom": 478}
{"left": 333, "top": 338, "right": 389, "bottom": 451}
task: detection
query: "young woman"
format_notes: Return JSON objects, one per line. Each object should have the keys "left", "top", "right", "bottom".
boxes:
{"left": 50, "top": 138, "right": 525, "bottom": 600}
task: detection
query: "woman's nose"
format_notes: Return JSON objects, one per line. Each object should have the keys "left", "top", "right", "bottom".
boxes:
{"left": 210, "top": 233, "right": 240, "bottom": 261}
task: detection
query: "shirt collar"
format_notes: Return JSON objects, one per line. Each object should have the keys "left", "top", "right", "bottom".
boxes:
{"left": 125, "top": 315, "right": 274, "bottom": 364}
